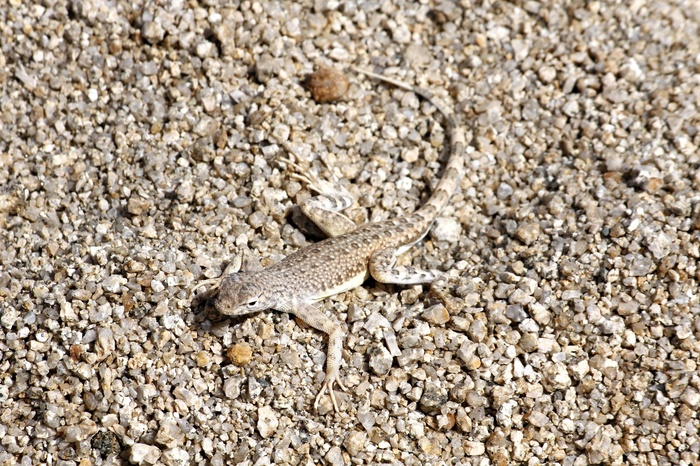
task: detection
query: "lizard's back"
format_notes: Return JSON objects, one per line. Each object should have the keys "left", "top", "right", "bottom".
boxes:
{"left": 263, "top": 213, "right": 432, "bottom": 302}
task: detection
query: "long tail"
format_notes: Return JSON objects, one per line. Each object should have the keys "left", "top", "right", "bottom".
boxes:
{"left": 352, "top": 66, "right": 466, "bottom": 230}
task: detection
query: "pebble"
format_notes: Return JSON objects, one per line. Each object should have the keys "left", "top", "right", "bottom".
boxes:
{"left": 95, "top": 327, "right": 115, "bottom": 361}
{"left": 368, "top": 345, "right": 393, "bottom": 376}
{"left": 628, "top": 254, "right": 655, "bottom": 276}
{"left": 421, "top": 303, "right": 450, "bottom": 325}
{"left": 223, "top": 377, "right": 243, "bottom": 400}
{"left": 514, "top": 223, "right": 540, "bottom": 245}
{"left": 681, "top": 387, "right": 700, "bottom": 408}
{"left": 537, "top": 66, "right": 556, "bottom": 83}
{"left": 542, "top": 362, "right": 572, "bottom": 391}
{"left": 343, "top": 430, "right": 367, "bottom": 456}
{"left": 1, "top": 308, "right": 19, "bottom": 328}
{"left": 227, "top": 342, "right": 253, "bottom": 366}
{"left": 418, "top": 383, "right": 447, "bottom": 414}
{"left": 519, "top": 333, "right": 539, "bottom": 353}
{"left": 142, "top": 20, "right": 165, "bottom": 44}
{"left": 325, "top": 446, "right": 345, "bottom": 466}
{"left": 129, "top": 444, "right": 161, "bottom": 465}
{"left": 102, "top": 275, "right": 126, "bottom": 293}
{"left": 467, "top": 319, "right": 487, "bottom": 342}
{"left": 527, "top": 410, "right": 549, "bottom": 427}
{"left": 529, "top": 303, "right": 550, "bottom": 325}
{"left": 464, "top": 441, "right": 486, "bottom": 456}
{"left": 505, "top": 304, "right": 528, "bottom": 322}
{"left": 156, "top": 420, "right": 184, "bottom": 449}
{"left": 518, "top": 318, "right": 539, "bottom": 333}
{"left": 647, "top": 230, "right": 673, "bottom": 259}
{"left": 91, "top": 431, "right": 121, "bottom": 458}
{"left": 257, "top": 406, "right": 279, "bottom": 439}
{"left": 305, "top": 66, "right": 349, "bottom": 103}
{"left": 586, "top": 425, "right": 624, "bottom": 464}
{"left": 430, "top": 217, "right": 462, "bottom": 242}
{"left": 562, "top": 99, "right": 580, "bottom": 117}
{"left": 255, "top": 54, "right": 278, "bottom": 83}
{"left": 137, "top": 384, "right": 158, "bottom": 404}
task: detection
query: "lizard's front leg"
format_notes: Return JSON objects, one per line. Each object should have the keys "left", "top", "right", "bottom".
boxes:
{"left": 191, "top": 253, "right": 243, "bottom": 297}
{"left": 192, "top": 248, "right": 263, "bottom": 297}
{"left": 284, "top": 301, "right": 348, "bottom": 412}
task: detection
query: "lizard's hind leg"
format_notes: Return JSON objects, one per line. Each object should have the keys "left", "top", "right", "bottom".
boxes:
{"left": 369, "top": 248, "right": 443, "bottom": 285}
{"left": 280, "top": 146, "right": 357, "bottom": 237}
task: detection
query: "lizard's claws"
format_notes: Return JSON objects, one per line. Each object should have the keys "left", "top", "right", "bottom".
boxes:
{"left": 190, "top": 254, "right": 243, "bottom": 298}
{"left": 315, "top": 374, "right": 348, "bottom": 413}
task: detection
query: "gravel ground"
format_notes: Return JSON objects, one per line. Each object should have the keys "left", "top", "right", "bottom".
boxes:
{"left": 1, "top": 1, "right": 700, "bottom": 465}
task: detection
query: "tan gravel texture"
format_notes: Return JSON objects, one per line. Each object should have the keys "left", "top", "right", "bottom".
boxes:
{"left": 1, "top": 1, "right": 699, "bottom": 465}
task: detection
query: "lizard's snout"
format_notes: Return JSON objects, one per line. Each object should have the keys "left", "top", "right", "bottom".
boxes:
{"left": 212, "top": 275, "right": 241, "bottom": 315}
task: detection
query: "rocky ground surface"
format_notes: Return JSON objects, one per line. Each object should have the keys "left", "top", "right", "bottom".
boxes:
{"left": 1, "top": 0, "right": 699, "bottom": 465}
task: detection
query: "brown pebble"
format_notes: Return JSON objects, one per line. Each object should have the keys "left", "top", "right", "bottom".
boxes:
{"left": 136, "top": 273, "right": 154, "bottom": 288}
{"left": 195, "top": 351, "right": 211, "bottom": 367}
{"left": 643, "top": 177, "right": 663, "bottom": 193}
{"left": 227, "top": 342, "right": 253, "bottom": 366}
{"left": 305, "top": 67, "right": 349, "bottom": 103}
{"left": 440, "top": 413, "right": 456, "bottom": 430}
{"left": 70, "top": 345, "right": 82, "bottom": 361}
{"left": 514, "top": 223, "right": 540, "bottom": 245}
{"left": 127, "top": 197, "right": 151, "bottom": 215}
{"left": 421, "top": 303, "right": 450, "bottom": 325}
{"left": 122, "top": 293, "right": 136, "bottom": 313}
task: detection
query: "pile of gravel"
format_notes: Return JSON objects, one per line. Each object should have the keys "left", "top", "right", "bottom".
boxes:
{"left": 1, "top": 1, "right": 698, "bottom": 465}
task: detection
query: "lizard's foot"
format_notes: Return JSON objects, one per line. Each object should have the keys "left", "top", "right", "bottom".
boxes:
{"left": 276, "top": 154, "right": 305, "bottom": 174}
{"left": 314, "top": 372, "right": 348, "bottom": 413}
{"left": 291, "top": 172, "right": 352, "bottom": 200}
{"left": 190, "top": 254, "right": 243, "bottom": 298}
{"left": 279, "top": 147, "right": 350, "bottom": 199}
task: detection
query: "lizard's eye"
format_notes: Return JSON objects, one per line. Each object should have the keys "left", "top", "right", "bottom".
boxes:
{"left": 246, "top": 299, "right": 258, "bottom": 308}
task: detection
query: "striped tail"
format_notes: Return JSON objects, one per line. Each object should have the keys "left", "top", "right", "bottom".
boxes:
{"left": 353, "top": 67, "right": 466, "bottom": 235}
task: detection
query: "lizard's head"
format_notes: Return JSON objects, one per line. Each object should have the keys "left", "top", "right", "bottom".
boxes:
{"left": 214, "top": 273, "right": 274, "bottom": 316}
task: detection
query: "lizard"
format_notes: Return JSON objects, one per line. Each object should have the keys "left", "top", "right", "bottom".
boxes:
{"left": 198, "top": 67, "right": 466, "bottom": 412}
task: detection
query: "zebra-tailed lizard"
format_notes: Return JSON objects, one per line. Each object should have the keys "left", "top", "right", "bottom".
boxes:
{"left": 198, "top": 67, "right": 466, "bottom": 412}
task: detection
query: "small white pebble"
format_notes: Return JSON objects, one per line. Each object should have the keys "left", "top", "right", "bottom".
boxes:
{"left": 129, "top": 444, "right": 162, "bottom": 464}
{"left": 257, "top": 406, "right": 279, "bottom": 439}
{"left": 102, "top": 275, "right": 126, "bottom": 293}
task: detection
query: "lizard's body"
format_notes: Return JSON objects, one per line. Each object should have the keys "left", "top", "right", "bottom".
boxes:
{"left": 208, "top": 68, "right": 466, "bottom": 411}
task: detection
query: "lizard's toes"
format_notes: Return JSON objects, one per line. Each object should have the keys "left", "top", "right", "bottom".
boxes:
{"left": 315, "top": 376, "right": 344, "bottom": 413}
